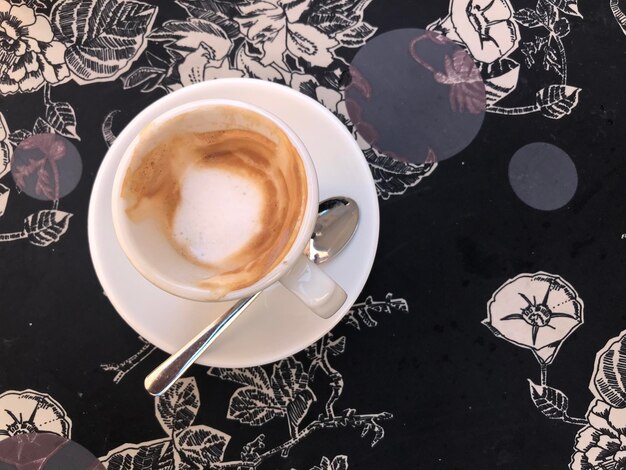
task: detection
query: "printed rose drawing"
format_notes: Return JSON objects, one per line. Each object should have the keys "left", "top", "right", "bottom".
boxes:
{"left": 571, "top": 400, "right": 626, "bottom": 470}
{"left": 0, "top": 0, "right": 69, "bottom": 94}
{"left": 235, "top": 0, "right": 339, "bottom": 69}
{"left": 0, "top": 389, "right": 71, "bottom": 439}
{"left": 428, "top": 0, "right": 582, "bottom": 117}
{"left": 150, "top": 18, "right": 243, "bottom": 88}
{"left": 570, "top": 330, "right": 626, "bottom": 469}
{"left": 427, "top": 0, "right": 520, "bottom": 64}
{"left": 484, "top": 272, "right": 583, "bottom": 365}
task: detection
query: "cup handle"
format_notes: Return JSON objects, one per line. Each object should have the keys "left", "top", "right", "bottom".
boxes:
{"left": 279, "top": 255, "right": 347, "bottom": 319}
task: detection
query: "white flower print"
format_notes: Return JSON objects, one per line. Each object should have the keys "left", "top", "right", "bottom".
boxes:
{"left": 149, "top": 18, "right": 244, "bottom": 87}
{"left": 235, "top": 42, "right": 286, "bottom": 82}
{"left": 0, "top": 0, "right": 69, "bottom": 94}
{"left": 0, "top": 390, "right": 71, "bottom": 439}
{"left": 235, "top": 0, "right": 339, "bottom": 68}
{"left": 570, "top": 400, "right": 626, "bottom": 470}
{"left": 484, "top": 272, "right": 583, "bottom": 364}
{"left": 428, "top": 0, "right": 520, "bottom": 64}
{"left": 315, "top": 85, "right": 349, "bottom": 123}
{"left": 178, "top": 42, "right": 243, "bottom": 87}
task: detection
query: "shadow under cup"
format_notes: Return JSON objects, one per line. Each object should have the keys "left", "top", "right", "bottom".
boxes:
{"left": 111, "top": 100, "right": 319, "bottom": 303}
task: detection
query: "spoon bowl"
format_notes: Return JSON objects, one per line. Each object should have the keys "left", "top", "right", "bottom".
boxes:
{"left": 306, "top": 197, "right": 359, "bottom": 264}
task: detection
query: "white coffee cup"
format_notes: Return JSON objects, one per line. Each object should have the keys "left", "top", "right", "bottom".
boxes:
{"left": 111, "top": 99, "right": 347, "bottom": 319}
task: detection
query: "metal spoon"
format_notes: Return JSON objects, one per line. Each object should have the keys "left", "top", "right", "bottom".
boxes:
{"left": 145, "top": 197, "right": 359, "bottom": 396}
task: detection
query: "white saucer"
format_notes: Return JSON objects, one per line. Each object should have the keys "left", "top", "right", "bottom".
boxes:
{"left": 87, "top": 78, "right": 379, "bottom": 368}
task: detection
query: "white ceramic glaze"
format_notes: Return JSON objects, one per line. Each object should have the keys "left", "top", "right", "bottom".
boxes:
{"left": 110, "top": 99, "right": 345, "bottom": 316}
{"left": 88, "top": 78, "right": 379, "bottom": 368}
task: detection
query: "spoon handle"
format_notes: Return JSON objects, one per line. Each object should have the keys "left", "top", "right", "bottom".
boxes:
{"left": 144, "top": 292, "right": 261, "bottom": 396}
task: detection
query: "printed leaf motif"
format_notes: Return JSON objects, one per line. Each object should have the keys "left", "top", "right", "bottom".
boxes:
{"left": 174, "top": 1, "right": 241, "bottom": 38}
{"left": 364, "top": 149, "right": 437, "bottom": 200}
{"left": 520, "top": 36, "right": 548, "bottom": 69}
{"left": 306, "top": 0, "right": 374, "bottom": 37}
{"left": 327, "top": 336, "right": 347, "bottom": 356}
{"left": 593, "top": 333, "right": 626, "bottom": 407}
{"left": 542, "top": 45, "right": 563, "bottom": 77}
{"left": 173, "top": 425, "right": 230, "bottom": 467}
{"left": 12, "top": 159, "right": 41, "bottom": 195}
{"left": 272, "top": 357, "right": 309, "bottom": 405}
{"left": 102, "top": 110, "right": 120, "bottom": 148}
{"left": 345, "top": 296, "right": 381, "bottom": 329}
{"left": 610, "top": 0, "right": 626, "bottom": 35}
{"left": 156, "top": 377, "right": 200, "bottom": 434}
{"left": 122, "top": 67, "right": 166, "bottom": 92}
{"left": 0, "top": 143, "right": 10, "bottom": 179}
{"left": 227, "top": 386, "right": 284, "bottom": 426}
{"left": 483, "top": 58, "right": 520, "bottom": 106}
{"left": 102, "top": 438, "right": 174, "bottom": 469}
{"left": 175, "top": 0, "right": 227, "bottom": 16}
{"left": 240, "top": 435, "right": 265, "bottom": 462}
{"left": 528, "top": 380, "right": 569, "bottom": 419}
{"left": 330, "top": 455, "right": 349, "bottom": 470}
{"left": 209, "top": 366, "right": 271, "bottom": 390}
{"left": 149, "top": 18, "right": 230, "bottom": 54}
{"left": 287, "top": 389, "right": 316, "bottom": 429}
{"left": 535, "top": 85, "right": 581, "bottom": 119}
{"left": 344, "top": 315, "right": 361, "bottom": 330}
{"left": 8, "top": 129, "right": 33, "bottom": 147}
{"left": 311, "top": 455, "right": 349, "bottom": 470}
{"left": 336, "top": 22, "right": 377, "bottom": 47}
{"left": 35, "top": 162, "right": 54, "bottom": 200}
{"left": 45, "top": 101, "right": 79, "bottom": 140}
{"left": 33, "top": 118, "right": 53, "bottom": 135}
{"left": 536, "top": 0, "right": 558, "bottom": 24}
{"left": 235, "top": 45, "right": 284, "bottom": 82}
{"left": 514, "top": 8, "right": 543, "bottom": 27}
{"left": 546, "top": 0, "right": 582, "bottom": 17}
{"left": 52, "top": 0, "right": 157, "bottom": 83}
{"left": 553, "top": 17, "right": 571, "bottom": 37}
{"left": 23, "top": 210, "right": 72, "bottom": 247}
{"left": 176, "top": 0, "right": 238, "bottom": 17}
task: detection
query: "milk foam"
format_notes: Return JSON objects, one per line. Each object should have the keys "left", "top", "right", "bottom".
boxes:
{"left": 121, "top": 107, "right": 308, "bottom": 298}
{"left": 173, "top": 167, "right": 263, "bottom": 265}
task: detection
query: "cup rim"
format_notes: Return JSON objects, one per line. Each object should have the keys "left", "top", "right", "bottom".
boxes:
{"left": 111, "top": 98, "right": 319, "bottom": 302}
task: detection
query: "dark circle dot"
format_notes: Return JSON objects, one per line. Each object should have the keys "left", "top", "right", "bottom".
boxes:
{"left": 508, "top": 142, "right": 578, "bottom": 211}
{"left": 11, "top": 134, "right": 82, "bottom": 201}
{"left": 346, "top": 28, "right": 486, "bottom": 164}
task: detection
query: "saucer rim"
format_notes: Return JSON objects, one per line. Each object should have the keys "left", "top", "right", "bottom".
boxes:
{"left": 87, "top": 78, "right": 380, "bottom": 367}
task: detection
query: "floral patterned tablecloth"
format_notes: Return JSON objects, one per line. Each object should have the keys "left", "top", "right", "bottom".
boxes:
{"left": 0, "top": 0, "right": 625, "bottom": 469}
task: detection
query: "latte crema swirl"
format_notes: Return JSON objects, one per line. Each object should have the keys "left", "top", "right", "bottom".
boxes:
{"left": 121, "top": 115, "right": 308, "bottom": 297}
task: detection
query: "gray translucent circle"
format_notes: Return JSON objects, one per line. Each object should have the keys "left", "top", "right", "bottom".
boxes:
{"left": 508, "top": 143, "right": 578, "bottom": 211}
{"left": 0, "top": 434, "right": 104, "bottom": 469}
{"left": 346, "top": 28, "right": 486, "bottom": 164}
{"left": 11, "top": 133, "right": 82, "bottom": 201}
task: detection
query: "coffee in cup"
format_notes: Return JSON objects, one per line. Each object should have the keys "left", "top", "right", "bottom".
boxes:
{"left": 121, "top": 107, "right": 307, "bottom": 297}
{"left": 112, "top": 99, "right": 346, "bottom": 318}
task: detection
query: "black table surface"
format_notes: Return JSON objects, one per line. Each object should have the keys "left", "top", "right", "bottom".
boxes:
{"left": 1, "top": 0, "right": 625, "bottom": 469}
